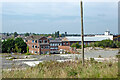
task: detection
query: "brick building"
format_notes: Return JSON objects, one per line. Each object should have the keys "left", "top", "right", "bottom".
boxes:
{"left": 49, "top": 38, "right": 62, "bottom": 53}
{"left": 25, "top": 36, "right": 50, "bottom": 54}
{"left": 24, "top": 31, "right": 119, "bottom": 55}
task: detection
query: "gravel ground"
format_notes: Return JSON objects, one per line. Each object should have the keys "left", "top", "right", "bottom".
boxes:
{"left": 1, "top": 49, "right": 119, "bottom": 69}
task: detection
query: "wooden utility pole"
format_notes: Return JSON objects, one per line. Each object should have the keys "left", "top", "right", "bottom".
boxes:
{"left": 80, "top": 1, "right": 84, "bottom": 66}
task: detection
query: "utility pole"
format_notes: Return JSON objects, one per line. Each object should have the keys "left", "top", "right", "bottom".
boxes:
{"left": 80, "top": 1, "right": 84, "bottom": 66}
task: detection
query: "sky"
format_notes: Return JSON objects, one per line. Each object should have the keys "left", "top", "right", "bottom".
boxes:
{"left": 1, "top": 1, "right": 118, "bottom": 34}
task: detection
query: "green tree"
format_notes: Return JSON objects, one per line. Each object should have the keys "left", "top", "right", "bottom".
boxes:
{"left": 71, "top": 43, "right": 76, "bottom": 48}
{"left": 71, "top": 42, "right": 81, "bottom": 49}
{"left": 2, "top": 38, "right": 15, "bottom": 53}
{"left": 25, "top": 33, "right": 29, "bottom": 36}
{"left": 2, "top": 38, "right": 27, "bottom": 53}
{"left": 14, "top": 38, "right": 27, "bottom": 53}
{"left": 33, "top": 33, "right": 36, "bottom": 35}
{"left": 27, "top": 45, "right": 29, "bottom": 53}
{"left": 7, "top": 33, "right": 9, "bottom": 36}
{"left": 89, "top": 39, "right": 119, "bottom": 48}
{"left": 116, "top": 41, "right": 120, "bottom": 48}
{"left": 14, "top": 32, "right": 18, "bottom": 37}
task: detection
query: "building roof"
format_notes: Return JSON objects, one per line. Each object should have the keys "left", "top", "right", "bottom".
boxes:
{"left": 62, "top": 36, "right": 113, "bottom": 42}
{"left": 24, "top": 35, "right": 43, "bottom": 40}
{"left": 50, "top": 38, "right": 62, "bottom": 43}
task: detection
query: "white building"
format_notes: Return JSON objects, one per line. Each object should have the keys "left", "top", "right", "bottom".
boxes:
{"left": 62, "top": 31, "right": 114, "bottom": 46}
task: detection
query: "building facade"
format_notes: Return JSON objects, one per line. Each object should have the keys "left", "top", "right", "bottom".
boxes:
{"left": 25, "top": 36, "right": 50, "bottom": 54}
{"left": 24, "top": 31, "right": 119, "bottom": 55}
{"left": 49, "top": 38, "right": 62, "bottom": 53}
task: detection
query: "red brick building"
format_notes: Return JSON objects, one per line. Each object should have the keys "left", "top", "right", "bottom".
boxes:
{"left": 25, "top": 36, "right": 50, "bottom": 54}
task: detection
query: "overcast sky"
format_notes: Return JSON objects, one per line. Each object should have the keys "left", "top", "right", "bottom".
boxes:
{"left": 2, "top": 2, "right": 118, "bottom": 34}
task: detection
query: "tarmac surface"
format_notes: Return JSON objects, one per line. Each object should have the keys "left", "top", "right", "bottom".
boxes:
{"left": 1, "top": 49, "right": 119, "bottom": 70}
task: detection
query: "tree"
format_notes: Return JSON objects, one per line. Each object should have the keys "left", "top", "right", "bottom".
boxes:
{"left": 55, "top": 31, "right": 59, "bottom": 38}
{"left": 27, "top": 46, "right": 29, "bottom": 53}
{"left": 25, "top": 33, "right": 29, "bottom": 36}
{"left": 14, "top": 32, "right": 18, "bottom": 37}
{"left": 71, "top": 43, "right": 76, "bottom": 48}
{"left": 14, "top": 38, "right": 27, "bottom": 53}
{"left": 7, "top": 33, "right": 9, "bottom": 36}
{"left": 2, "top": 38, "right": 27, "bottom": 53}
{"left": 61, "top": 33, "right": 65, "bottom": 37}
{"left": 2, "top": 38, "right": 15, "bottom": 53}
{"left": 116, "top": 41, "right": 120, "bottom": 48}
{"left": 89, "top": 39, "right": 119, "bottom": 48}
{"left": 33, "top": 33, "right": 36, "bottom": 35}
{"left": 71, "top": 42, "right": 81, "bottom": 49}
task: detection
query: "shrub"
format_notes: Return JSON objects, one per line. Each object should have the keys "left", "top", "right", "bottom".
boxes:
{"left": 90, "top": 58, "right": 95, "bottom": 62}
{"left": 71, "top": 42, "right": 81, "bottom": 49}
{"left": 116, "top": 55, "right": 120, "bottom": 58}
{"left": 89, "top": 39, "right": 119, "bottom": 48}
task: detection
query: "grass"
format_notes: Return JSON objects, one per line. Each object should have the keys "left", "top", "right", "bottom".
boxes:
{"left": 2, "top": 60, "right": 118, "bottom": 78}
{"left": 25, "top": 53, "right": 32, "bottom": 55}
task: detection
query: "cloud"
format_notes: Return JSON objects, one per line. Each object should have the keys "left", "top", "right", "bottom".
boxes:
{"left": 2, "top": 2, "right": 80, "bottom": 17}
{"left": 2, "top": 2, "right": 118, "bottom": 34}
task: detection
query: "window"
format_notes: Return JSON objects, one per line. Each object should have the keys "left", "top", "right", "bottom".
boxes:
{"left": 43, "top": 40, "right": 47, "bottom": 43}
{"left": 50, "top": 43, "right": 53, "bottom": 46}
{"left": 35, "top": 51, "right": 37, "bottom": 54}
{"left": 35, "top": 40, "right": 37, "bottom": 43}
{"left": 32, "top": 45, "right": 34, "bottom": 48}
{"left": 41, "top": 46, "right": 44, "bottom": 49}
{"left": 45, "top": 40, "right": 47, "bottom": 43}
{"left": 66, "top": 42, "right": 68, "bottom": 45}
{"left": 40, "top": 40, "right": 42, "bottom": 43}
{"left": 60, "top": 43, "right": 62, "bottom": 46}
{"left": 55, "top": 47, "right": 58, "bottom": 49}
{"left": 32, "top": 40, "right": 34, "bottom": 43}
{"left": 35, "top": 45, "right": 37, "bottom": 48}
{"left": 55, "top": 44, "right": 57, "bottom": 46}
{"left": 45, "top": 46, "right": 49, "bottom": 49}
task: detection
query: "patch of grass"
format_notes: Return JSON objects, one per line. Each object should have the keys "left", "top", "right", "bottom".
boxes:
{"left": 2, "top": 60, "right": 118, "bottom": 78}
{"left": 5, "top": 54, "right": 12, "bottom": 57}
{"left": 25, "top": 53, "right": 32, "bottom": 55}
{"left": 67, "top": 69, "right": 78, "bottom": 77}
